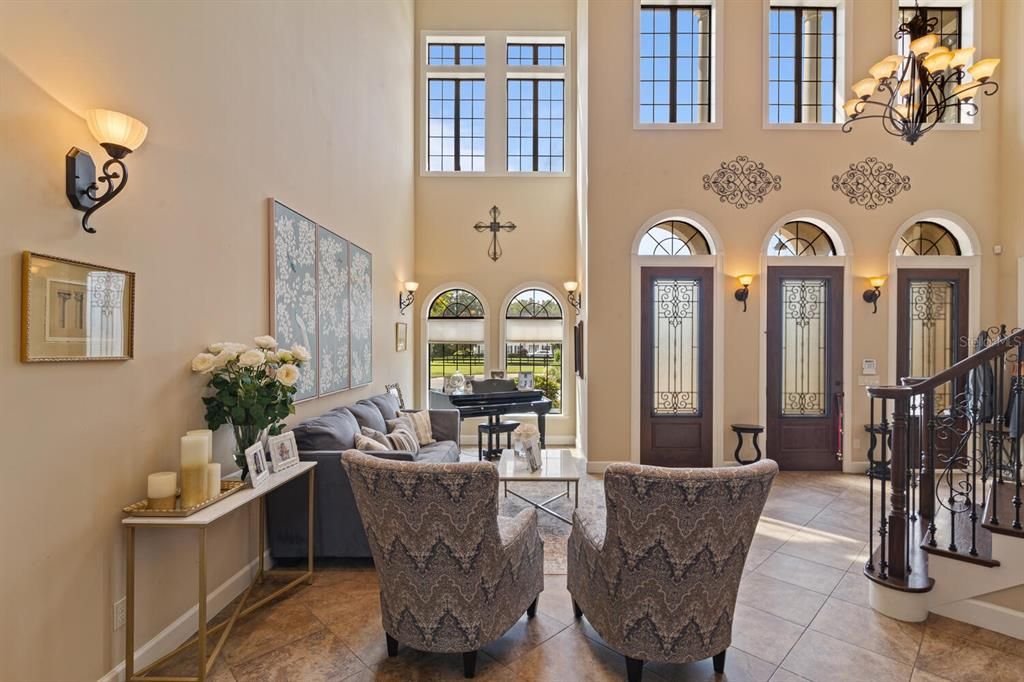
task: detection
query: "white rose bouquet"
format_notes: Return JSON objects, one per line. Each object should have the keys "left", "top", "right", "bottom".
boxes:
{"left": 191, "top": 336, "right": 309, "bottom": 472}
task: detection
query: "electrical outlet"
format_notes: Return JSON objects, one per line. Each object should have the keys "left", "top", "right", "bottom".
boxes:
{"left": 114, "top": 597, "right": 127, "bottom": 631}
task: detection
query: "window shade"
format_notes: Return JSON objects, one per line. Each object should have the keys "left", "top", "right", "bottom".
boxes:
{"left": 506, "top": 318, "right": 562, "bottom": 342}
{"left": 428, "top": 318, "right": 486, "bottom": 342}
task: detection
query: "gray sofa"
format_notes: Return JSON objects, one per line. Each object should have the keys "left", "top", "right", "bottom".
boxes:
{"left": 266, "top": 392, "right": 461, "bottom": 559}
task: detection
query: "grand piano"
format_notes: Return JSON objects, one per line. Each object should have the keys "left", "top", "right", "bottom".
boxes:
{"left": 429, "top": 379, "right": 552, "bottom": 449}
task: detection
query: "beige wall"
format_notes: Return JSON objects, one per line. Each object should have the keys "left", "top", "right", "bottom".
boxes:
{"left": 413, "top": 0, "right": 579, "bottom": 440}
{"left": 998, "top": 0, "right": 1024, "bottom": 327}
{"left": 0, "top": 1, "right": 414, "bottom": 679}
{"left": 586, "top": 0, "right": 1010, "bottom": 466}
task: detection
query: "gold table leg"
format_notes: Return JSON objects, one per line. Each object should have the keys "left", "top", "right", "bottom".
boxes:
{"left": 126, "top": 526, "right": 135, "bottom": 681}
{"left": 198, "top": 527, "right": 207, "bottom": 682}
{"left": 307, "top": 468, "right": 315, "bottom": 585}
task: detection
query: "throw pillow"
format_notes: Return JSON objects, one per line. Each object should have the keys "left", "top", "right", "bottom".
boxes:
{"left": 386, "top": 412, "right": 435, "bottom": 446}
{"left": 355, "top": 433, "right": 388, "bottom": 452}
{"left": 386, "top": 427, "right": 420, "bottom": 455}
{"left": 360, "top": 426, "right": 390, "bottom": 447}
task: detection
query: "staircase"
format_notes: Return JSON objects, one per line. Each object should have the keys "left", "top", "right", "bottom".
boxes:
{"left": 864, "top": 326, "right": 1024, "bottom": 638}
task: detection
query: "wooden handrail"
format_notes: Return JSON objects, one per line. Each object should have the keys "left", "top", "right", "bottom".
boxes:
{"left": 868, "top": 327, "right": 1024, "bottom": 399}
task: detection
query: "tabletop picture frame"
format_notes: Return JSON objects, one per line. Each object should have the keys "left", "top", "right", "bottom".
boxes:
{"left": 267, "top": 432, "right": 300, "bottom": 474}
{"left": 244, "top": 442, "right": 271, "bottom": 488}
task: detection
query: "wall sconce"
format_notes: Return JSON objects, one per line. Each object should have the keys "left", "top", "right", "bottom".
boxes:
{"left": 564, "top": 281, "right": 582, "bottom": 314}
{"left": 399, "top": 281, "right": 419, "bottom": 315}
{"left": 734, "top": 274, "right": 753, "bottom": 312}
{"left": 66, "top": 109, "right": 148, "bottom": 234}
{"left": 863, "top": 276, "right": 886, "bottom": 314}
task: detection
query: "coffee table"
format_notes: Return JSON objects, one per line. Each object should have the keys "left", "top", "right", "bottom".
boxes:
{"left": 496, "top": 449, "right": 581, "bottom": 524}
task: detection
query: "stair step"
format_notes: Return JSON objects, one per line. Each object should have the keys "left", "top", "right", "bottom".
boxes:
{"left": 920, "top": 503, "right": 1000, "bottom": 568}
{"left": 865, "top": 514, "right": 934, "bottom": 593}
{"left": 982, "top": 480, "right": 1024, "bottom": 539}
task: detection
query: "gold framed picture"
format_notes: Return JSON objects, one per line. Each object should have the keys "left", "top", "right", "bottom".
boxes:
{"left": 395, "top": 322, "right": 408, "bottom": 352}
{"left": 21, "top": 251, "right": 135, "bottom": 362}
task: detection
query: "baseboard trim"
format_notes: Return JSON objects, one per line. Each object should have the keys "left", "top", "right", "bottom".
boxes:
{"left": 99, "top": 550, "right": 272, "bottom": 682}
{"left": 930, "top": 598, "right": 1024, "bottom": 640}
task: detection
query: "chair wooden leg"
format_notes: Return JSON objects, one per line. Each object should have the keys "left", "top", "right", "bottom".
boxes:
{"left": 572, "top": 599, "right": 583, "bottom": 619}
{"left": 625, "top": 656, "right": 644, "bottom": 682}
{"left": 385, "top": 633, "right": 398, "bottom": 657}
{"left": 463, "top": 650, "right": 478, "bottom": 678}
{"left": 527, "top": 596, "right": 538, "bottom": 618}
{"left": 713, "top": 650, "right": 726, "bottom": 674}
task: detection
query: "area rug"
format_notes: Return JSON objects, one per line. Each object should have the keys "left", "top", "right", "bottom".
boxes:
{"left": 461, "top": 452, "right": 606, "bottom": 574}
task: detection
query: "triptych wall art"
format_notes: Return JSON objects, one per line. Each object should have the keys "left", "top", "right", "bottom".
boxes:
{"left": 270, "top": 199, "right": 372, "bottom": 402}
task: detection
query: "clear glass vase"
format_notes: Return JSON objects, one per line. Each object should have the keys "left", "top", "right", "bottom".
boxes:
{"left": 233, "top": 424, "right": 264, "bottom": 478}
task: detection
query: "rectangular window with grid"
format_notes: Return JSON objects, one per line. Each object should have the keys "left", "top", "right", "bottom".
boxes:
{"left": 768, "top": 7, "right": 836, "bottom": 124}
{"left": 427, "top": 79, "right": 485, "bottom": 172}
{"left": 898, "top": 5, "right": 963, "bottom": 122}
{"left": 639, "top": 5, "right": 712, "bottom": 124}
{"left": 427, "top": 43, "right": 485, "bottom": 65}
{"left": 507, "top": 43, "right": 565, "bottom": 66}
{"left": 507, "top": 79, "right": 564, "bottom": 173}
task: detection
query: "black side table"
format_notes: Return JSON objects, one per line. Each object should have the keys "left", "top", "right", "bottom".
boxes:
{"left": 731, "top": 424, "right": 764, "bottom": 465}
{"left": 864, "top": 423, "right": 891, "bottom": 480}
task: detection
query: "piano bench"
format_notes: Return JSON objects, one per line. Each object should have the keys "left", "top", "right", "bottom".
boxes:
{"left": 478, "top": 421, "right": 520, "bottom": 461}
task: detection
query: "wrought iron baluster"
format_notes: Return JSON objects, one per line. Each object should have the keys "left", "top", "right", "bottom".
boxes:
{"left": 1014, "top": 338, "right": 1022, "bottom": 530}
{"left": 867, "top": 397, "right": 876, "bottom": 572}
{"left": 925, "top": 390, "right": 938, "bottom": 547}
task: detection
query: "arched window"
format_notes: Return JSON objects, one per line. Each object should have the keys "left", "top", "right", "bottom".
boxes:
{"left": 896, "top": 221, "right": 963, "bottom": 256}
{"left": 637, "top": 220, "right": 712, "bottom": 256}
{"left": 505, "top": 289, "right": 564, "bottom": 413}
{"left": 768, "top": 221, "right": 837, "bottom": 256}
{"left": 427, "top": 288, "right": 485, "bottom": 391}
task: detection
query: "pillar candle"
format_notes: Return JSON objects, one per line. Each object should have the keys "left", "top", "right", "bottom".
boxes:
{"left": 186, "top": 429, "right": 214, "bottom": 462}
{"left": 180, "top": 435, "right": 208, "bottom": 508}
{"left": 206, "top": 463, "right": 222, "bottom": 501}
{"left": 147, "top": 472, "right": 177, "bottom": 511}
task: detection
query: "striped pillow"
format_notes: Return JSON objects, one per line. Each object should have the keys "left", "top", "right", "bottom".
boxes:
{"left": 355, "top": 433, "right": 388, "bottom": 452}
{"left": 387, "top": 412, "right": 435, "bottom": 446}
{"left": 386, "top": 427, "right": 420, "bottom": 454}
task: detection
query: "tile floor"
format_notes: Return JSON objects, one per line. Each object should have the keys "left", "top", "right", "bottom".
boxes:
{"left": 152, "top": 471, "right": 1024, "bottom": 681}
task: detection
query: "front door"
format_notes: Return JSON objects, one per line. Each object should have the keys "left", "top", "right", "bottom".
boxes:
{"left": 897, "top": 268, "right": 969, "bottom": 427}
{"left": 640, "top": 267, "right": 713, "bottom": 467}
{"left": 767, "top": 267, "right": 844, "bottom": 470}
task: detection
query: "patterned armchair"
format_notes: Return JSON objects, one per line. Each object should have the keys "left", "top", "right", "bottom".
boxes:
{"left": 341, "top": 451, "right": 544, "bottom": 678}
{"left": 567, "top": 460, "right": 777, "bottom": 682}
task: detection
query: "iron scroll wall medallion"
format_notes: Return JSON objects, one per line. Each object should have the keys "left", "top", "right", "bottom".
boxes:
{"left": 702, "top": 156, "right": 781, "bottom": 209}
{"left": 474, "top": 205, "right": 517, "bottom": 262}
{"left": 832, "top": 157, "right": 911, "bottom": 210}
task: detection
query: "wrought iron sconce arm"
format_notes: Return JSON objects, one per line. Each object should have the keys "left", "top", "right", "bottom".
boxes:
{"left": 66, "top": 144, "right": 132, "bottom": 234}
{"left": 734, "top": 275, "right": 753, "bottom": 313}
{"left": 399, "top": 291, "right": 415, "bottom": 315}
{"left": 566, "top": 291, "right": 582, "bottom": 314}
{"left": 863, "top": 286, "right": 882, "bottom": 314}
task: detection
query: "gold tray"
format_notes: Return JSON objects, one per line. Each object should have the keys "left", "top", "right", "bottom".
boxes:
{"left": 123, "top": 480, "right": 246, "bottom": 517}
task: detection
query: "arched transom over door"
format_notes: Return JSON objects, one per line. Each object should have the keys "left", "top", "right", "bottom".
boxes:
{"left": 638, "top": 219, "right": 714, "bottom": 468}
{"left": 895, "top": 222, "right": 969, "bottom": 419}
{"left": 765, "top": 220, "right": 844, "bottom": 470}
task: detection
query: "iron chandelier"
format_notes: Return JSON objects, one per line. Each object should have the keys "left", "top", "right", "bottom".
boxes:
{"left": 842, "top": 3, "right": 999, "bottom": 145}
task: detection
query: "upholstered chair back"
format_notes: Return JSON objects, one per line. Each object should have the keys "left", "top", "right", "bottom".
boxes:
{"left": 342, "top": 451, "right": 539, "bottom": 653}
{"left": 568, "top": 460, "right": 777, "bottom": 664}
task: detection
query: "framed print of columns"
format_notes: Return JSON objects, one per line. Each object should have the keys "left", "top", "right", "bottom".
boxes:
{"left": 349, "top": 243, "right": 373, "bottom": 387}
{"left": 271, "top": 201, "right": 318, "bottom": 401}
{"left": 318, "top": 226, "right": 350, "bottom": 396}
{"left": 271, "top": 199, "right": 373, "bottom": 400}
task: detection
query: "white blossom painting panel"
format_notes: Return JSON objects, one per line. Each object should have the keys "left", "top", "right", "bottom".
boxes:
{"left": 271, "top": 200, "right": 317, "bottom": 401}
{"left": 349, "top": 243, "right": 373, "bottom": 387}
{"left": 318, "top": 226, "right": 350, "bottom": 395}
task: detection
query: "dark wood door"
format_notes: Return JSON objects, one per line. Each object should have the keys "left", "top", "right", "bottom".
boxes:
{"left": 640, "top": 267, "right": 713, "bottom": 467}
{"left": 767, "top": 266, "right": 844, "bottom": 470}
{"left": 897, "top": 269, "right": 970, "bottom": 457}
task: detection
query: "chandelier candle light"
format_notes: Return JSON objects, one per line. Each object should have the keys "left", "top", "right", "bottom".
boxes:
{"left": 842, "top": 4, "right": 999, "bottom": 145}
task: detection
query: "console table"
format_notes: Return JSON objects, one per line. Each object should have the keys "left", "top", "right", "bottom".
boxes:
{"left": 122, "top": 461, "right": 316, "bottom": 682}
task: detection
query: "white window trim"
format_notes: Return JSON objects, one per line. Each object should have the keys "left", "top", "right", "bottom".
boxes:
{"left": 889, "top": 0, "right": 982, "bottom": 131}
{"left": 419, "top": 29, "right": 573, "bottom": 178}
{"left": 762, "top": 0, "right": 851, "bottom": 130}
{"left": 632, "top": 0, "right": 724, "bottom": 130}
{"left": 498, "top": 283, "right": 571, "bottom": 418}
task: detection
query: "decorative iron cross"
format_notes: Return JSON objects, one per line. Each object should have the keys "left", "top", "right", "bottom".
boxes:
{"left": 474, "top": 205, "right": 517, "bottom": 262}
